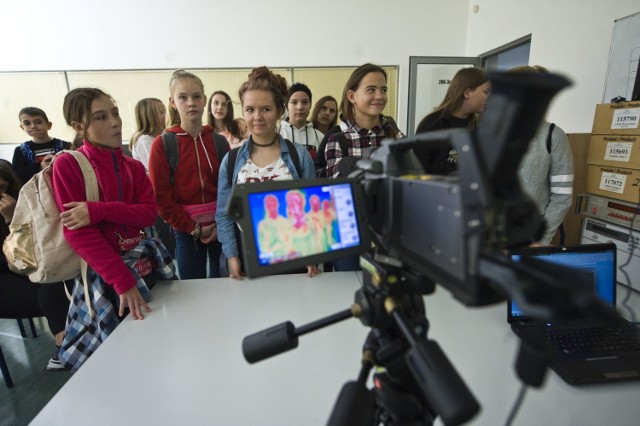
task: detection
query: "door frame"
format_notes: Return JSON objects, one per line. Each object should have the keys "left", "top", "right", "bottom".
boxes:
{"left": 407, "top": 56, "right": 480, "bottom": 136}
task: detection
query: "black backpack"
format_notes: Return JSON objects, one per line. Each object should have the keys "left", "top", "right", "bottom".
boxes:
{"left": 316, "top": 129, "right": 348, "bottom": 177}
{"left": 225, "top": 139, "right": 302, "bottom": 186}
{"left": 161, "top": 131, "right": 230, "bottom": 185}
{"left": 315, "top": 116, "right": 402, "bottom": 177}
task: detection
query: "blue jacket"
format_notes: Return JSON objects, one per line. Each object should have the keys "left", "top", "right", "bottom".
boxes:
{"left": 216, "top": 136, "right": 316, "bottom": 259}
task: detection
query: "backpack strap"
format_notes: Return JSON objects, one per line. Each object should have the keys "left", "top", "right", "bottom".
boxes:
{"left": 546, "top": 123, "right": 555, "bottom": 154}
{"left": 335, "top": 133, "right": 348, "bottom": 159}
{"left": 161, "top": 132, "right": 179, "bottom": 185}
{"left": 19, "top": 142, "right": 35, "bottom": 164}
{"left": 227, "top": 147, "right": 240, "bottom": 187}
{"left": 212, "top": 133, "right": 230, "bottom": 165}
{"left": 63, "top": 150, "right": 99, "bottom": 202}
{"left": 283, "top": 139, "right": 302, "bottom": 178}
{"left": 53, "top": 139, "right": 65, "bottom": 153}
{"left": 226, "top": 139, "right": 303, "bottom": 186}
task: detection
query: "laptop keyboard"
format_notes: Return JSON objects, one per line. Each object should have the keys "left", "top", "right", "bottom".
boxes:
{"left": 545, "top": 325, "right": 640, "bottom": 355}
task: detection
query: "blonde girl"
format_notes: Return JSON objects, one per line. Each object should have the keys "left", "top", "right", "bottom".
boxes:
{"left": 130, "top": 97, "right": 166, "bottom": 172}
{"left": 148, "top": 70, "right": 228, "bottom": 279}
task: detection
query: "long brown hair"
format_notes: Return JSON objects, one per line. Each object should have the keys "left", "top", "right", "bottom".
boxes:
{"left": 206, "top": 90, "right": 243, "bottom": 140}
{"left": 339, "top": 64, "right": 398, "bottom": 138}
{"left": 0, "top": 159, "right": 21, "bottom": 199}
{"left": 311, "top": 95, "right": 338, "bottom": 131}
{"left": 421, "top": 67, "right": 488, "bottom": 129}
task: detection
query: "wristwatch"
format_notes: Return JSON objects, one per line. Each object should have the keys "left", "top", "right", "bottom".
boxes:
{"left": 191, "top": 223, "right": 202, "bottom": 240}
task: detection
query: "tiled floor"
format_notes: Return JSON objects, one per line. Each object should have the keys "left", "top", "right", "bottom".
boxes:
{"left": 0, "top": 318, "right": 71, "bottom": 426}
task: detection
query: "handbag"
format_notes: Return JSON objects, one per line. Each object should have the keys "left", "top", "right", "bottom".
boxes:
{"left": 183, "top": 201, "right": 217, "bottom": 226}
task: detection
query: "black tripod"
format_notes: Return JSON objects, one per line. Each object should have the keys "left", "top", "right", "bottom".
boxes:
{"left": 242, "top": 253, "right": 480, "bottom": 426}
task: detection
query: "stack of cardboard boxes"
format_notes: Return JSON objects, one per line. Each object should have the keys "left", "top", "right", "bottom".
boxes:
{"left": 587, "top": 101, "right": 640, "bottom": 203}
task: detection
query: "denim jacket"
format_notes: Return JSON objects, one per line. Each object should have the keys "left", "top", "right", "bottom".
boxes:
{"left": 216, "top": 135, "right": 316, "bottom": 259}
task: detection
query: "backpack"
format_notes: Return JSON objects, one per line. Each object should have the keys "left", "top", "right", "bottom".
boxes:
{"left": 2, "top": 150, "right": 99, "bottom": 283}
{"left": 225, "top": 139, "right": 302, "bottom": 186}
{"left": 315, "top": 116, "right": 401, "bottom": 177}
{"left": 19, "top": 139, "right": 66, "bottom": 164}
{"left": 316, "top": 131, "right": 348, "bottom": 177}
{"left": 161, "top": 131, "right": 230, "bottom": 185}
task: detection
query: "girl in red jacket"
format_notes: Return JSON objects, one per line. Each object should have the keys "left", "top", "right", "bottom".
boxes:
{"left": 52, "top": 88, "right": 158, "bottom": 320}
{"left": 148, "top": 70, "right": 227, "bottom": 279}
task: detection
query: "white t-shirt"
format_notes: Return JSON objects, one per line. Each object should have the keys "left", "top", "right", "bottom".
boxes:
{"left": 131, "top": 134, "right": 154, "bottom": 173}
{"left": 236, "top": 157, "right": 293, "bottom": 183}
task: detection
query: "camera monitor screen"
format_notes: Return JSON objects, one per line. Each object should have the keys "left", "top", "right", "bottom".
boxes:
{"left": 228, "top": 178, "right": 369, "bottom": 278}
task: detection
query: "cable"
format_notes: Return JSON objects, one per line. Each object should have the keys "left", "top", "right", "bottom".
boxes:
{"left": 504, "top": 383, "right": 528, "bottom": 426}
{"left": 617, "top": 192, "right": 639, "bottom": 323}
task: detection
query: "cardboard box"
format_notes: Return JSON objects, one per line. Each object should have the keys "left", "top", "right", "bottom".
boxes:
{"left": 587, "top": 135, "right": 640, "bottom": 169}
{"left": 586, "top": 164, "right": 640, "bottom": 203}
{"left": 592, "top": 102, "right": 640, "bottom": 135}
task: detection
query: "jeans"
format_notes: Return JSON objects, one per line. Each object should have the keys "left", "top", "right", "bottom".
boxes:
{"left": 174, "top": 231, "right": 223, "bottom": 279}
{"left": 332, "top": 255, "right": 361, "bottom": 272}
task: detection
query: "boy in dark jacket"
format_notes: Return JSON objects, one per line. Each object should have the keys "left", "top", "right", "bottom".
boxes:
{"left": 12, "top": 107, "right": 70, "bottom": 185}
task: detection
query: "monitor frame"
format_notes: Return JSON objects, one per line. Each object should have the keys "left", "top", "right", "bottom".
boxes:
{"left": 227, "top": 178, "right": 370, "bottom": 278}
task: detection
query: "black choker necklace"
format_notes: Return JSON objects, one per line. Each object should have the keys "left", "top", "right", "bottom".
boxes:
{"left": 252, "top": 135, "right": 278, "bottom": 148}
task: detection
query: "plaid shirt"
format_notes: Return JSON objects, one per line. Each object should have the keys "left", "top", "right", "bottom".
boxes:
{"left": 325, "top": 122, "right": 386, "bottom": 178}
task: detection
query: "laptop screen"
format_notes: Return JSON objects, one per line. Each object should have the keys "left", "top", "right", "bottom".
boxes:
{"left": 508, "top": 244, "right": 617, "bottom": 320}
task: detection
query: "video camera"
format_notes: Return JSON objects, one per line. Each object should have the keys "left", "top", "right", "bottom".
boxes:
{"left": 228, "top": 72, "right": 621, "bottom": 425}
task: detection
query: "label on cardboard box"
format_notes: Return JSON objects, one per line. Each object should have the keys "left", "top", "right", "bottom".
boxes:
{"left": 599, "top": 172, "right": 627, "bottom": 194}
{"left": 604, "top": 142, "right": 633, "bottom": 161}
{"left": 611, "top": 108, "right": 640, "bottom": 130}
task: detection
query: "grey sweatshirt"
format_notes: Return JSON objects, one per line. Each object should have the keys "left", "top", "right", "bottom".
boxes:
{"left": 518, "top": 121, "right": 574, "bottom": 245}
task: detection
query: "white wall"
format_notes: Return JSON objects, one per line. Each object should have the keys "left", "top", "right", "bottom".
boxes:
{"left": 466, "top": 0, "right": 640, "bottom": 133}
{"left": 0, "top": 0, "right": 469, "bottom": 137}
{"left": 2, "top": 0, "right": 639, "bottom": 147}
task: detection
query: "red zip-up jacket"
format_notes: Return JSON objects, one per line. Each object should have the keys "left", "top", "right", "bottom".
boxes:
{"left": 52, "top": 141, "right": 157, "bottom": 295}
{"left": 148, "top": 124, "right": 223, "bottom": 234}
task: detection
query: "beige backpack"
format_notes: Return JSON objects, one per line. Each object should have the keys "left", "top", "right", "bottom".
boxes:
{"left": 2, "top": 150, "right": 99, "bottom": 283}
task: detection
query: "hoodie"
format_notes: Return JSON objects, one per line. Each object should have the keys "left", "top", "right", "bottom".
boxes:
{"left": 52, "top": 141, "right": 157, "bottom": 295}
{"left": 279, "top": 121, "right": 324, "bottom": 151}
{"left": 148, "top": 124, "right": 224, "bottom": 234}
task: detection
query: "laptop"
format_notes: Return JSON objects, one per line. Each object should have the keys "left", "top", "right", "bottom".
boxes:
{"left": 507, "top": 243, "right": 640, "bottom": 385}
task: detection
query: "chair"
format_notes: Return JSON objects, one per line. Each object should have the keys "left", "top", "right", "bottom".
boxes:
{"left": 0, "top": 345, "right": 14, "bottom": 388}
{"left": 0, "top": 318, "right": 39, "bottom": 388}
{"left": 16, "top": 318, "right": 38, "bottom": 338}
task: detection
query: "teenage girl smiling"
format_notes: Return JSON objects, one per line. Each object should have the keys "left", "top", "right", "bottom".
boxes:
{"left": 216, "top": 66, "right": 318, "bottom": 279}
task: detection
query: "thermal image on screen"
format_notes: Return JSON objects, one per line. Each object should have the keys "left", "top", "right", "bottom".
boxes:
{"left": 247, "top": 183, "right": 361, "bottom": 266}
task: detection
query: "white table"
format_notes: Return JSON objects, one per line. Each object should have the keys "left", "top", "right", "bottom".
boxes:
{"left": 32, "top": 273, "right": 640, "bottom": 425}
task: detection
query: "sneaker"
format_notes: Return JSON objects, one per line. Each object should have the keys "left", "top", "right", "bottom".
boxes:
{"left": 47, "top": 352, "right": 66, "bottom": 372}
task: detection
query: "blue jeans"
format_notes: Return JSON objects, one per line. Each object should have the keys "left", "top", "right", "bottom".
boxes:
{"left": 332, "top": 255, "right": 361, "bottom": 272}
{"left": 174, "top": 231, "right": 223, "bottom": 279}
